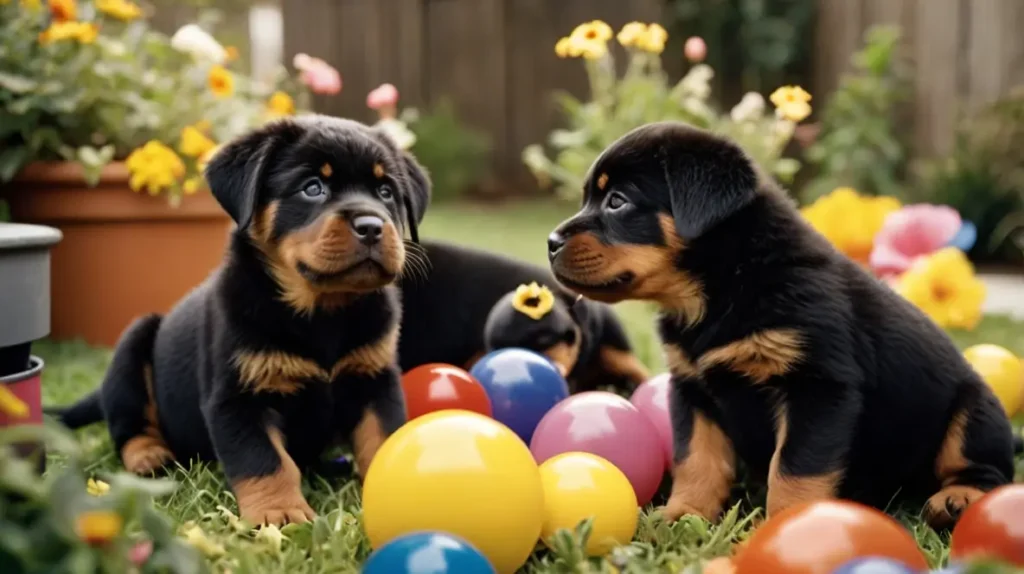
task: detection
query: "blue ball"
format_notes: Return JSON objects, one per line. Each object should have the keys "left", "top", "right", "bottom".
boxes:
{"left": 831, "top": 557, "right": 919, "bottom": 574}
{"left": 947, "top": 220, "right": 977, "bottom": 252}
{"left": 469, "top": 347, "right": 570, "bottom": 444}
{"left": 363, "top": 531, "right": 495, "bottom": 574}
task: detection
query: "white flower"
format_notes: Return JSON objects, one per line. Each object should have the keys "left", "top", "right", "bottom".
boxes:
{"left": 170, "top": 24, "right": 227, "bottom": 64}
{"left": 373, "top": 118, "right": 416, "bottom": 150}
{"left": 679, "top": 64, "right": 714, "bottom": 101}
{"left": 730, "top": 91, "right": 766, "bottom": 123}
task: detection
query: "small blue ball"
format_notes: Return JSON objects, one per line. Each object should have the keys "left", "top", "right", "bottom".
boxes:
{"left": 469, "top": 347, "right": 569, "bottom": 444}
{"left": 363, "top": 531, "right": 495, "bottom": 574}
{"left": 831, "top": 557, "right": 919, "bottom": 574}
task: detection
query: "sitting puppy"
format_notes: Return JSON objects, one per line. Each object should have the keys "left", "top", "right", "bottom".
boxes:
{"left": 397, "top": 240, "right": 648, "bottom": 392}
{"left": 49, "top": 115, "right": 430, "bottom": 526}
{"left": 546, "top": 121, "right": 1015, "bottom": 529}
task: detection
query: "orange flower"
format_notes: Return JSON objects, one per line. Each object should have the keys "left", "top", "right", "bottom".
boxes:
{"left": 75, "top": 511, "right": 123, "bottom": 546}
{"left": 224, "top": 45, "right": 239, "bottom": 62}
{"left": 48, "top": 0, "right": 76, "bottom": 21}
{"left": 207, "top": 65, "right": 234, "bottom": 98}
{"left": 38, "top": 21, "right": 98, "bottom": 44}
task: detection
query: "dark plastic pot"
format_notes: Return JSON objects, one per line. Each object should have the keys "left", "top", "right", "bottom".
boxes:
{"left": 0, "top": 222, "right": 62, "bottom": 377}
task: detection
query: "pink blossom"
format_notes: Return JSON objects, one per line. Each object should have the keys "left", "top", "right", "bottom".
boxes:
{"left": 869, "top": 204, "right": 963, "bottom": 277}
{"left": 366, "top": 83, "right": 399, "bottom": 119}
{"left": 684, "top": 36, "right": 707, "bottom": 63}
{"left": 293, "top": 53, "right": 342, "bottom": 95}
{"left": 128, "top": 540, "right": 153, "bottom": 566}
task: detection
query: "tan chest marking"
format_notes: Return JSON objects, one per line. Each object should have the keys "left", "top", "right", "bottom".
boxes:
{"left": 696, "top": 329, "right": 803, "bottom": 384}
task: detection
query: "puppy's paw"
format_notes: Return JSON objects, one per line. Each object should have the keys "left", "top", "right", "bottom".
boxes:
{"left": 121, "top": 436, "right": 174, "bottom": 475}
{"left": 924, "top": 485, "right": 986, "bottom": 530}
{"left": 658, "top": 495, "right": 716, "bottom": 522}
{"left": 240, "top": 497, "right": 316, "bottom": 527}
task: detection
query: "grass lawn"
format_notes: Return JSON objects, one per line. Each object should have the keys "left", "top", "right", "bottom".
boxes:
{"left": 38, "top": 199, "right": 1024, "bottom": 573}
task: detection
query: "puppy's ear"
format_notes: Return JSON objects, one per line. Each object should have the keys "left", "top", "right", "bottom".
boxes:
{"left": 663, "top": 132, "right": 758, "bottom": 240}
{"left": 204, "top": 120, "right": 303, "bottom": 230}
{"left": 399, "top": 151, "right": 431, "bottom": 243}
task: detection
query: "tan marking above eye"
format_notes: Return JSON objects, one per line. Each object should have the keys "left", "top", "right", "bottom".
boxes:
{"left": 373, "top": 163, "right": 385, "bottom": 178}
{"left": 597, "top": 172, "right": 609, "bottom": 190}
{"left": 320, "top": 163, "right": 333, "bottom": 177}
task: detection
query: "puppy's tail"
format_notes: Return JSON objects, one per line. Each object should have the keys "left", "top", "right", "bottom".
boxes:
{"left": 44, "top": 314, "right": 162, "bottom": 430}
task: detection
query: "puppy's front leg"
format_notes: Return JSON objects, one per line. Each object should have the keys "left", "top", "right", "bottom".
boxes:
{"left": 766, "top": 385, "right": 858, "bottom": 518}
{"left": 204, "top": 393, "right": 315, "bottom": 526}
{"left": 346, "top": 365, "right": 407, "bottom": 478}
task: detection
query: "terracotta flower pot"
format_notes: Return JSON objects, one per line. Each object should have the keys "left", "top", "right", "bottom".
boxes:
{"left": 2, "top": 162, "right": 232, "bottom": 347}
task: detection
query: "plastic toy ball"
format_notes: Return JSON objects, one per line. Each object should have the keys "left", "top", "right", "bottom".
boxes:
{"left": 362, "top": 410, "right": 544, "bottom": 574}
{"left": 538, "top": 452, "right": 639, "bottom": 556}
{"left": 362, "top": 531, "right": 496, "bottom": 574}
{"left": 949, "top": 483, "right": 1024, "bottom": 566}
{"left": 962, "top": 344, "right": 1023, "bottom": 415}
{"left": 732, "top": 500, "right": 929, "bottom": 574}
{"left": 830, "top": 557, "right": 918, "bottom": 574}
{"left": 469, "top": 348, "right": 570, "bottom": 444}
{"left": 629, "top": 373, "right": 674, "bottom": 471}
{"left": 401, "top": 363, "right": 493, "bottom": 421}
{"left": 530, "top": 391, "right": 666, "bottom": 506}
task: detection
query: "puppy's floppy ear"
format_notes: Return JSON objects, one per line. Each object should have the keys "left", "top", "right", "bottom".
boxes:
{"left": 399, "top": 151, "right": 431, "bottom": 243}
{"left": 204, "top": 119, "right": 303, "bottom": 230}
{"left": 661, "top": 130, "right": 758, "bottom": 240}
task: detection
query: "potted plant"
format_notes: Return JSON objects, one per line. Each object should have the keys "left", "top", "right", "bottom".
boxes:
{"left": 0, "top": 0, "right": 334, "bottom": 346}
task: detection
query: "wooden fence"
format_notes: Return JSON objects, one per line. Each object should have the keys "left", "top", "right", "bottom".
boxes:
{"left": 274, "top": 0, "right": 1024, "bottom": 190}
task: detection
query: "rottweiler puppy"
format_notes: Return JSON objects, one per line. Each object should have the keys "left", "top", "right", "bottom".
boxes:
{"left": 48, "top": 115, "right": 430, "bottom": 526}
{"left": 397, "top": 240, "right": 649, "bottom": 393}
{"left": 546, "top": 121, "right": 1015, "bottom": 529}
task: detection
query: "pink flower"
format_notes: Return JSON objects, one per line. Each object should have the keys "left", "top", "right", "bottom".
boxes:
{"left": 684, "top": 36, "right": 707, "bottom": 63}
{"left": 366, "top": 83, "right": 399, "bottom": 119}
{"left": 128, "top": 540, "right": 153, "bottom": 566}
{"left": 293, "top": 53, "right": 341, "bottom": 95}
{"left": 869, "top": 204, "right": 965, "bottom": 278}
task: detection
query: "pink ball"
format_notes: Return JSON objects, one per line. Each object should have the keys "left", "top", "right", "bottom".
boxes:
{"left": 629, "top": 373, "right": 674, "bottom": 471}
{"left": 530, "top": 391, "right": 667, "bottom": 506}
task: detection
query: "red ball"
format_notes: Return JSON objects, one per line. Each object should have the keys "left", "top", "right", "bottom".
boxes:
{"left": 733, "top": 500, "right": 928, "bottom": 574}
{"left": 950, "top": 484, "right": 1024, "bottom": 566}
{"left": 400, "top": 364, "right": 493, "bottom": 421}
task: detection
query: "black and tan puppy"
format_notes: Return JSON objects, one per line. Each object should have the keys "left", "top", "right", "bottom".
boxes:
{"left": 546, "top": 121, "right": 1015, "bottom": 529}
{"left": 397, "top": 240, "right": 649, "bottom": 392}
{"left": 49, "top": 115, "right": 430, "bottom": 526}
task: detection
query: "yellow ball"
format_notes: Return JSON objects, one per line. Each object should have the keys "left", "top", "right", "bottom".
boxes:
{"left": 963, "top": 344, "right": 1024, "bottom": 416}
{"left": 362, "top": 410, "right": 543, "bottom": 574}
{"left": 538, "top": 452, "right": 639, "bottom": 556}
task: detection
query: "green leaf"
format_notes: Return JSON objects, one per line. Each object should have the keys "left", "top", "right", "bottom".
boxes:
{"left": 0, "top": 72, "right": 38, "bottom": 94}
{"left": 0, "top": 146, "right": 28, "bottom": 182}
{"left": 106, "top": 472, "right": 178, "bottom": 499}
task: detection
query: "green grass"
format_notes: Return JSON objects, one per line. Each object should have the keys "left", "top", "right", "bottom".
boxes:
{"left": 37, "top": 199, "right": 1024, "bottom": 573}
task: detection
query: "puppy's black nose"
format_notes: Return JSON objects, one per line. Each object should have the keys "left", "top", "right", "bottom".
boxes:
{"left": 547, "top": 231, "right": 566, "bottom": 258}
{"left": 351, "top": 214, "right": 384, "bottom": 245}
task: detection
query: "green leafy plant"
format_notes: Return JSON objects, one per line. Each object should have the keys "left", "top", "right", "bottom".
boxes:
{"left": 522, "top": 20, "right": 809, "bottom": 200}
{"left": 404, "top": 100, "right": 492, "bottom": 202}
{"left": 802, "top": 25, "right": 911, "bottom": 202}
{"left": 0, "top": 422, "right": 205, "bottom": 573}
{"left": 0, "top": 0, "right": 306, "bottom": 201}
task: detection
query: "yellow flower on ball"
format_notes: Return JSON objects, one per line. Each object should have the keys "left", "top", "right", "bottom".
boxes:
{"left": 801, "top": 187, "right": 901, "bottom": 264}
{"left": 896, "top": 247, "right": 986, "bottom": 331}
{"left": 511, "top": 282, "right": 555, "bottom": 321}
{"left": 963, "top": 344, "right": 1023, "bottom": 416}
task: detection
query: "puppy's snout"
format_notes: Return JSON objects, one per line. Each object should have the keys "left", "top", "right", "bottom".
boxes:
{"left": 547, "top": 231, "right": 567, "bottom": 259}
{"left": 351, "top": 214, "right": 384, "bottom": 245}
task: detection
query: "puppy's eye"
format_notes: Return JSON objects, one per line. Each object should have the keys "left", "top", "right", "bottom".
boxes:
{"left": 378, "top": 184, "right": 394, "bottom": 200}
{"left": 605, "top": 192, "right": 629, "bottom": 211}
{"left": 301, "top": 178, "right": 325, "bottom": 199}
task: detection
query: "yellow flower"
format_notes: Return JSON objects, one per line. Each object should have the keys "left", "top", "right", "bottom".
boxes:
{"left": 267, "top": 91, "right": 295, "bottom": 117}
{"left": 207, "top": 65, "right": 234, "bottom": 98}
{"left": 576, "top": 37, "right": 608, "bottom": 60}
{"left": 617, "top": 22, "right": 648, "bottom": 48}
{"left": 179, "top": 125, "right": 216, "bottom": 158}
{"left": 896, "top": 247, "right": 987, "bottom": 330}
{"left": 181, "top": 524, "right": 225, "bottom": 558}
{"left": 511, "top": 282, "right": 555, "bottom": 321}
{"left": 638, "top": 23, "right": 668, "bottom": 54}
{"left": 0, "top": 386, "right": 29, "bottom": 419}
{"left": 554, "top": 36, "right": 574, "bottom": 58}
{"left": 95, "top": 0, "right": 141, "bottom": 21}
{"left": 770, "top": 85, "right": 813, "bottom": 122}
{"left": 48, "top": 0, "right": 75, "bottom": 21}
{"left": 75, "top": 510, "right": 123, "bottom": 545}
{"left": 86, "top": 478, "right": 110, "bottom": 496}
{"left": 182, "top": 177, "right": 203, "bottom": 195}
{"left": 39, "top": 21, "right": 98, "bottom": 44}
{"left": 801, "top": 187, "right": 901, "bottom": 264}
{"left": 224, "top": 45, "right": 239, "bottom": 62}
{"left": 125, "top": 140, "right": 186, "bottom": 196}
{"left": 197, "top": 144, "right": 220, "bottom": 172}
{"left": 570, "top": 20, "right": 613, "bottom": 44}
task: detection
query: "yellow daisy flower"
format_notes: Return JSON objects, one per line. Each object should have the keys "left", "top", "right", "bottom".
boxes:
{"left": 801, "top": 187, "right": 901, "bottom": 264}
{"left": 770, "top": 85, "right": 813, "bottom": 123}
{"left": 75, "top": 510, "right": 123, "bottom": 545}
{"left": 267, "top": 91, "right": 295, "bottom": 116}
{"left": 95, "top": 0, "right": 141, "bottom": 21}
{"left": 896, "top": 247, "right": 987, "bottom": 330}
{"left": 617, "top": 22, "right": 648, "bottom": 48}
{"left": 511, "top": 282, "right": 555, "bottom": 320}
{"left": 554, "top": 36, "right": 575, "bottom": 58}
{"left": 570, "top": 20, "right": 613, "bottom": 44}
{"left": 48, "top": 0, "right": 75, "bottom": 21}
{"left": 39, "top": 21, "right": 98, "bottom": 44}
{"left": 638, "top": 23, "right": 668, "bottom": 54}
{"left": 178, "top": 125, "right": 216, "bottom": 158}
{"left": 125, "top": 141, "right": 186, "bottom": 195}
{"left": 207, "top": 65, "right": 234, "bottom": 98}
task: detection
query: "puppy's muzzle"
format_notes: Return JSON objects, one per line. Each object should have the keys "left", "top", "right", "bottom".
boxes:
{"left": 351, "top": 214, "right": 384, "bottom": 247}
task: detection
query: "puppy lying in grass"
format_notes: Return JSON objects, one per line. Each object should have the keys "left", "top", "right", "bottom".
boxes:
{"left": 546, "top": 121, "right": 1015, "bottom": 529}
{"left": 49, "top": 115, "right": 430, "bottom": 526}
{"left": 398, "top": 239, "right": 649, "bottom": 393}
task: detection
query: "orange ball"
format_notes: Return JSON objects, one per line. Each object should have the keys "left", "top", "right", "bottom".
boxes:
{"left": 732, "top": 500, "right": 928, "bottom": 574}
{"left": 950, "top": 484, "right": 1024, "bottom": 566}
{"left": 401, "top": 364, "right": 492, "bottom": 421}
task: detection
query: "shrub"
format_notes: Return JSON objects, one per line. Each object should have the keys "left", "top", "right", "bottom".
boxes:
{"left": 405, "top": 100, "right": 492, "bottom": 202}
